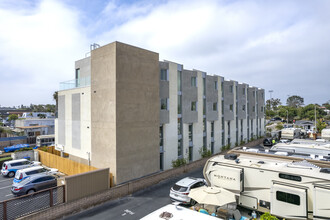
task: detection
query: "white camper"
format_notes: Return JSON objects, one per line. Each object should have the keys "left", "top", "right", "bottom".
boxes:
{"left": 281, "top": 128, "right": 301, "bottom": 140}
{"left": 203, "top": 153, "right": 330, "bottom": 220}
{"left": 321, "top": 129, "right": 330, "bottom": 141}
{"left": 271, "top": 142, "right": 330, "bottom": 157}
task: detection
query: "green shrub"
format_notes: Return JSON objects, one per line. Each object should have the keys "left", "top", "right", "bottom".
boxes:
{"left": 239, "top": 140, "right": 246, "bottom": 146}
{"left": 260, "top": 212, "right": 279, "bottom": 220}
{"left": 172, "top": 158, "right": 187, "bottom": 168}
{"left": 199, "top": 147, "right": 212, "bottom": 158}
{"left": 275, "top": 123, "right": 284, "bottom": 130}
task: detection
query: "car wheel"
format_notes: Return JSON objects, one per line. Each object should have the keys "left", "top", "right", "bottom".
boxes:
{"left": 7, "top": 172, "right": 15, "bottom": 178}
{"left": 190, "top": 199, "right": 197, "bottom": 206}
{"left": 27, "top": 189, "right": 35, "bottom": 194}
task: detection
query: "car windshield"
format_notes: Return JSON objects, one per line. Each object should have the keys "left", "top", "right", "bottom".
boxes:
{"left": 172, "top": 184, "right": 188, "bottom": 192}
{"left": 15, "top": 172, "right": 23, "bottom": 180}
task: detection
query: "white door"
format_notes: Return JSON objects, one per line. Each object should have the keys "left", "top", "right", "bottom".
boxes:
{"left": 313, "top": 186, "right": 330, "bottom": 220}
{"left": 271, "top": 183, "right": 307, "bottom": 219}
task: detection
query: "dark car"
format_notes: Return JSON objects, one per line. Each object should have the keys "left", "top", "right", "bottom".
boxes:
{"left": 271, "top": 117, "right": 282, "bottom": 121}
{"left": 263, "top": 138, "right": 274, "bottom": 146}
{"left": 11, "top": 173, "right": 57, "bottom": 196}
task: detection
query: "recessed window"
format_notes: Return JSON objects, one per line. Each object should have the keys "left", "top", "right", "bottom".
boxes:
{"left": 253, "top": 106, "right": 255, "bottom": 112}
{"left": 160, "top": 98, "right": 168, "bottom": 110}
{"left": 191, "top": 101, "right": 197, "bottom": 111}
{"left": 279, "top": 173, "right": 301, "bottom": 182}
{"left": 160, "top": 69, "right": 168, "bottom": 81}
{"left": 230, "top": 85, "right": 233, "bottom": 93}
{"left": 243, "top": 88, "right": 246, "bottom": 95}
{"left": 261, "top": 106, "right": 264, "bottom": 112}
{"left": 230, "top": 104, "right": 233, "bottom": 111}
{"left": 242, "top": 105, "right": 246, "bottom": 111}
{"left": 214, "top": 81, "right": 218, "bottom": 90}
{"left": 191, "top": 77, "right": 197, "bottom": 87}
{"left": 189, "top": 124, "right": 193, "bottom": 142}
{"left": 213, "top": 102, "right": 217, "bottom": 111}
{"left": 276, "top": 191, "right": 300, "bottom": 206}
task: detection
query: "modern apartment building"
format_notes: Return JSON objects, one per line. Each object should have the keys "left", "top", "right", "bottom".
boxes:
{"left": 55, "top": 41, "right": 265, "bottom": 184}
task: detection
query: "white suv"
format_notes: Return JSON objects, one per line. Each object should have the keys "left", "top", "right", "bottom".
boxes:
{"left": 1, "top": 159, "right": 41, "bottom": 177}
{"left": 169, "top": 177, "right": 206, "bottom": 205}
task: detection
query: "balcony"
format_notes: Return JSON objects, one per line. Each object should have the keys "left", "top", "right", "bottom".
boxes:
{"left": 59, "top": 76, "right": 91, "bottom": 91}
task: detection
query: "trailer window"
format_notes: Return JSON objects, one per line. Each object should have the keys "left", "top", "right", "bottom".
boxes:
{"left": 276, "top": 191, "right": 300, "bottom": 205}
{"left": 279, "top": 173, "right": 301, "bottom": 182}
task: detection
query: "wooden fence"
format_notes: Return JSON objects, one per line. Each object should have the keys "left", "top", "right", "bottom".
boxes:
{"left": 37, "top": 149, "right": 97, "bottom": 176}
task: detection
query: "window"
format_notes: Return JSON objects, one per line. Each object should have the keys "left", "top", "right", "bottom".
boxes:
{"left": 178, "top": 96, "right": 182, "bottom": 114}
{"left": 230, "top": 85, "right": 233, "bottom": 93}
{"left": 189, "top": 124, "right": 193, "bottom": 142}
{"left": 243, "top": 88, "right": 246, "bottom": 95}
{"left": 191, "top": 102, "right": 197, "bottom": 111}
{"left": 178, "top": 118, "right": 182, "bottom": 135}
{"left": 253, "top": 91, "right": 255, "bottom": 97}
{"left": 203, "top": 99, "right": 206, "bottom": 115}
{"left": 159, "top": 126, "right": 163, "bottom": 147}
{"left": 75, "top": 68, "right": 80, "bottom": 87}
{"left": 203, "top": 118, "right": 206, "bottom": 132}
{"left": 203, "top": 77, "right": 206, "bottom": 96}
{"left": 242, "top": 105, "right": 246, "bottom": 111}
{"left": 178, "top": 139, "right": 183, "bottom": 157}
{"left": 221, "top": 100, "right": 224, "bottom": 114}
{"left": 160, "top": 98, "right": 168, "bottom": 110}
{"left": 279, "top": 173, "right": 302, "bottom": 182}
{"left": 191, "top": 77, "right": 197, "bottom": 87}
{"left": 211, "top": 122, "right": 214, "bottom": 138}
{"left": 177, "top": 71, "right": 182, "bottom": 92}
{"left": 160, "top": 69, "right": 168, "bottom": 81}
{"left": 213, "top": 102, "right": 217, "bottom": 111}
{"left": 261, "top": 106, "right": 264, "bottom": 112}
{"left": 230, "top": 104, "right": 233, "bottom": 111}
{"left": 253, "top": 106, "right": 255, "bottom": 112}
{"left": 276, "top": 191, "right": 300, "bottom": 206}
{"left": 214, "top": 81, "right": 218, "bottom": 90}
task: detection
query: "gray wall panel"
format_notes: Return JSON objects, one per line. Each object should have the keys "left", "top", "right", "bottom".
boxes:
{"left": 206, "top": 75, "right": 218, "bottom": 121}
{"left": 58, "top": 95, "right": 65, "bottom": 145}
{"left": 237, "top": 84, "right": 248, "bottom": 120}
{"left": 248, "top": 87, "right": 257, "bottom": 119}
{"left": 182, "top": 70, "right": 198, "bottom": 124}
{"left": 72, "top": 93, "right": 81, "bottom": 149}
{"left": 223, "top": 81, "right": 234, "bottom": 121}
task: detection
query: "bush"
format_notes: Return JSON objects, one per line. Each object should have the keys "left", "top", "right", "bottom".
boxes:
{"left": 221, "top": 144, "right": 231, "bottom": 152}
{"left": 275, "top": 123, "right": 284, "bottom": 130}
{"left": 240, "top": 140, "right": 246, "bottom": 146}
{"left": 171, "top": 158, "right": 187, "bottom": 168}
{"left": 260, "top": 212, "right": 279, "bottom": 220}
{"left": 199, "top": 147, "right": 212, "bottom": 158}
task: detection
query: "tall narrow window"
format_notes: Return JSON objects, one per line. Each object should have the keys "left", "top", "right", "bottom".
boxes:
{"left": 211, "top": 122, "right": 214, "bottom": 138}
{"left": 214, "top": 81, "right": 218, "bottom": 90}
{"left": 203, "top": 99, "right": 206, "bottom": 115}
{"left": 160, "top": 98, "right": 168, "bottom": 110}
{"left": 159, "top": 126, "right": 163, "bottom": 147}
{"left": 213, "top": 102, "right": 217, "bottom": 111}
{"left": 230, "top": 85, "right": 233, "bottom": 93}
{"left": 189, "top": 124, "right": 193, "bottom": 142}
{"left": 178, "top": 96, "right": 182, "bottom": 114}
{"left": 203, "top": 77, "right": 206, "bottom": 96}
{"left": 242, "top": 105, "right": 246, "bottom": 111}
{"left": 178, "top": 139, "right": 182, "bottom": 157}
{"left": 178, "top": 118, "right": 182, "bottom": 135}
{"left": 203, "top": 118, "right": 206, "bottom": 132}
{"left": 191, "top": 77, "right": 197, "bottom": 87}
{"left": 177, "top": 71, "right": 182, "bottom": 92}
{"left": 160, "top": 69, "right": 167, "bottom": 81}
{"left": 243, "top": 88, "right": 246, "bottom": 95}
{"left": 75, "top": 68, "right": 80, "bottom": 87}
{"left": 191, "top": 101, "right": 197, "bottom": 111}
{"left": 230, "top": 104, "right": 233, "bottom": 111}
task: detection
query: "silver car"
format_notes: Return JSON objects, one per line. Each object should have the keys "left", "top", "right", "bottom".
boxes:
{"left": 11, "top": 173, "right": 57, "bottom": 196}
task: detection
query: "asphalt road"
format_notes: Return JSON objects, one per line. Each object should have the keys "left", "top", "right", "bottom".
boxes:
{"left": 0, "top": 174, "right": 15, "bottom": 201}
{"left": 64, "top": 167, "right": 204, "bottom": 220}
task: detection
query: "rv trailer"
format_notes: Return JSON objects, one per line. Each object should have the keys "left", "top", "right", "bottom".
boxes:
{"left": 270, "top": 142, "right": 330, "bottom": 157}
{"left": 321, "top": 129, "right": 330, "bottom": 141}
{"left": 281, "top": 128, "right": 301, "bottom": 140}
{"left": 203, "top": 153, "right": 330, "bottom": 220}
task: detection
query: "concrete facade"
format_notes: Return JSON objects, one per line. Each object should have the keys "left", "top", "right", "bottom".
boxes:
{"left": 56, "top": 41, "right": 265, "bottom": 184}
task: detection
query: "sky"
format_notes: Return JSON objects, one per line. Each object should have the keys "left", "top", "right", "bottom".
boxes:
{"left": 0, "top": 0, "right": 329, "bottom": 107}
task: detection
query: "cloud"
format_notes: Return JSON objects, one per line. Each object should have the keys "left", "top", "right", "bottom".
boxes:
{"left": 94, "top": 0, "right": 330, "bottom": 104}
{"left": 1, "top": 0, "right": 330, "bottom": 106}
{"left": 0, "top": 0, "right": 88, "bottom": 106}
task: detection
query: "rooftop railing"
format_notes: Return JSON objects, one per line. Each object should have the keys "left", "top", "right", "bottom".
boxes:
{"left": 59, "top": 76, "right": 91, "bottom": 91}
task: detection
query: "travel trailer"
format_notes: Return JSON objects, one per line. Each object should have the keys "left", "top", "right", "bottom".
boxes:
{"left": 270, "top": 142, "right": 330, "bottom": 157}
{"left": 321, "top": 129, "right": 330, "bottom": 141}
{"left": 203, "top": 153, "right": 330, "bottom": 219}
{"left": 281, "top": 128, "right": 301, "bottom": 140}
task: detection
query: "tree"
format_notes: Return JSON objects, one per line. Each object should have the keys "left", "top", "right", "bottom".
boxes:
{"left": 286, "top": 95, "right": 304, "bottom": 108}
{"left": 298, "top": 104, "right": 326, "bottom": 121}
{"left": 316, "top": 119, "right": 327, "bottom": 133}
{"left": 53, "top": 91, "right": 58, "bottom": 117}
{"left": 266, "top": 98, "right": 281, "bottom": 111}
{"left": 8, "top": 114, "right": 18, "bottom": 121}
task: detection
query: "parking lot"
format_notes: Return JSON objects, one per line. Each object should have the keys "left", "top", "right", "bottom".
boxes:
{"left": 0, "top": 174, "right": 15, "bottom": 201}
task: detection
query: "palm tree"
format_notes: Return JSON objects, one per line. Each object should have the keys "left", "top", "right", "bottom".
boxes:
{"left": 53, "top": 91, "right": 58, "bottom": 117}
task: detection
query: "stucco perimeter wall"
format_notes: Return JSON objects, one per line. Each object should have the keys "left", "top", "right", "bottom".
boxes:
{"left": 91, "top": 42, "right": 160, "bottom": 184}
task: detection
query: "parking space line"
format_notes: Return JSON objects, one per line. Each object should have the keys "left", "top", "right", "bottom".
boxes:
{"left": 0, "top": 185, "right": 11, "bottom": 190}
{"left": 0, "top": 179, "right": 12, "bottom": 183}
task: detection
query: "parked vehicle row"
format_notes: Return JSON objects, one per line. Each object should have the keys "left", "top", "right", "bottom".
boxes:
{"left": 1, "top": 158, "right": 59, "bottom": 196}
